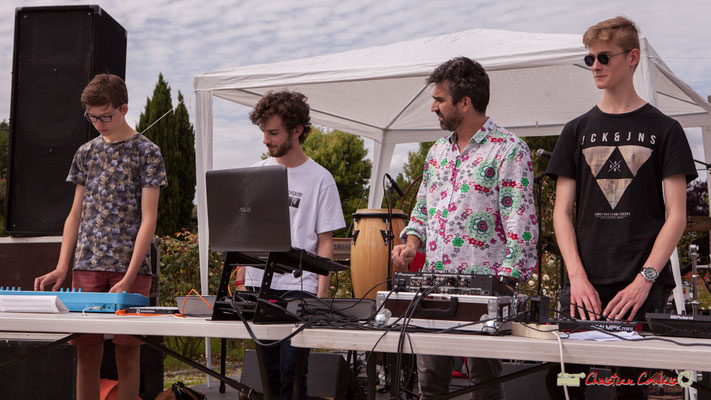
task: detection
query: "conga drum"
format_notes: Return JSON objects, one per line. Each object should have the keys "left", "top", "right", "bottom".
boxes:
{"left": 350, "top": 208, "right": 408, "bottom": 300}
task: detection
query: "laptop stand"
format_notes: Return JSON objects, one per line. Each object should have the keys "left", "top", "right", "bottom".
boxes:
{"left": 211, "top": 250, "right": 348, "bottom": 323}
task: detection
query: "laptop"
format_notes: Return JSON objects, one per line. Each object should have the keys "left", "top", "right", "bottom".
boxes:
{"left": 205, "top": 165, "right": 346, "bottom": 274}
{"left": 206, "top": 165, "right": 291, "bottom": 253}
{"left": 206, "top": 165, "right": 348, "bottom": 323}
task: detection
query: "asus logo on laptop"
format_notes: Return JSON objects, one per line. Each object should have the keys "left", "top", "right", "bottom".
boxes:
{"left": 239, "top": 207, "right": 252, "bottom": 213}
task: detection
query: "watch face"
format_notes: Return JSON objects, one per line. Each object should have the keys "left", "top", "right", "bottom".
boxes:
{"left": 642, "top": 267, "right": 657, "bottom": 281}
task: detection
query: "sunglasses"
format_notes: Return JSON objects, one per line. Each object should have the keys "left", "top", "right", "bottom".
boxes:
{"left": 583, "top": 50, "right": 630, "bottom": 67}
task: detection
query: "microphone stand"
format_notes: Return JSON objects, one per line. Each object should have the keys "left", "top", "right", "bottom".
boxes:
{"left": 535, "top": 172, "right": 545, "bottom": 296}
{"left": 691, "top": 159, "right": 711, "bottom": 315}
{"left": 385, "top": 182, "right": 395, "bottom": 291}
{"left": 689, "top": 244, "right": 700, "bottom": 315}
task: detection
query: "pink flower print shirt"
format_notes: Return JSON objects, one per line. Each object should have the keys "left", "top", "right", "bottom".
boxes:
{"left": 400, "top": 118, "right": 537, "bottom": 279}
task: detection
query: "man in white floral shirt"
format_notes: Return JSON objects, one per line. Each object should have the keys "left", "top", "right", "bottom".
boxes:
{"left": 393, "top": 57, "right": 537, "bottom": 400}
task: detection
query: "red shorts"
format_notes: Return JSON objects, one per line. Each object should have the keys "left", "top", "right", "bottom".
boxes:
{"left": 70, "top": 270, "right": 152, "bottom": 347}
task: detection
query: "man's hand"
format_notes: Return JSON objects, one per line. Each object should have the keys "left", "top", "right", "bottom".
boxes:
{"left": 34, "top": 269, "right": 67, "bottom": 291}
{"left": 109, "top": 276, "right": 136, "bottom": 294}
{"left": 392, "top": 244, "right": 416, "bottom": 268}
{"left": 602, "top": 277, "right": 652, "bottom": 321}
{"left": 569, "top": 274, "right": 602, "bottom": 320}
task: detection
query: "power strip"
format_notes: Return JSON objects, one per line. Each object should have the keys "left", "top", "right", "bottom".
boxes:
{"left": 511, "top": 322, "right": 559, "bottom": 340}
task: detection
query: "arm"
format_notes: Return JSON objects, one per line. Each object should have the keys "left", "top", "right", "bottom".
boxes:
{"left": 109, "top": 186, "right": 160, "bottom": 293}
{"left": 34, "top": 185, "right": 85, "bottom": 291}
{"left": 498, "top": 144, "right": 538, "bottom": 279}
{"left": 603, "top": 174, "right": 687, "bottom": 321}
{"left": 393, "top": 235, "right": 422, "bottom": 268}
{"left": 394, "top": 151, "right": 433, "bottom": 268}
{"left": 316, "top": 231, "right": 334, "bottom": 298}
{"left": 553, "top": 176, "right": 602, "bottom": 320}
{"left": 235, "top": 265, "right": 247, "bottom": 291}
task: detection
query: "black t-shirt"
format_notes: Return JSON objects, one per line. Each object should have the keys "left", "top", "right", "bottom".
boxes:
{"left": 546, "top": 104, "right": 697, "bottom": 285}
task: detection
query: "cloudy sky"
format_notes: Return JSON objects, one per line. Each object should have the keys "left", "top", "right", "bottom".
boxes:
{"left": 1, "top": 0, "right": 710, "bottom": 176}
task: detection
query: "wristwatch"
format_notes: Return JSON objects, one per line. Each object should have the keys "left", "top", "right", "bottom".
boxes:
{"left": 640, "top": 266, "right": 658, "bottom": 283}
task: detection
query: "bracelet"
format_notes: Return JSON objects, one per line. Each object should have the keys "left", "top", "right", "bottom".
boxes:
{"left": 234, "top": 280, "right": 245, "bottom": 286}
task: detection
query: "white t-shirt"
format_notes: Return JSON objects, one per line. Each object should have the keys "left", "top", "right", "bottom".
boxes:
{"left": 244, "top": 157, "right": 346, "bottom": 294}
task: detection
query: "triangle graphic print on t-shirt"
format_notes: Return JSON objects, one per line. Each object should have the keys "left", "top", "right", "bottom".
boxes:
{"left": 582, "top": 145, "right": 652, "bottom": 209}
{"left": 595, "top": 147, "right": 634, "bottom": 179}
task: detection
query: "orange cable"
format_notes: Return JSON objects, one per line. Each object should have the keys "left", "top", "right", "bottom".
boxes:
{"left": 179, "top": 288, "right": 214, "bottom": 316}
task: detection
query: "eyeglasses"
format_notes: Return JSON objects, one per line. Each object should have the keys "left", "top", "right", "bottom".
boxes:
{"left": 583, "top": 50, "right": 630, "bottom": 67}
{"left": 84, "top": 107, "right": 120, "bottom": 123}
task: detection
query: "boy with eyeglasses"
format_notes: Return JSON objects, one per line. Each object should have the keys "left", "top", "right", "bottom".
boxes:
{"left": 545, "top": 16, "right": 696, "bottom": 399}
{"left": 35, "top": 73, "right": 167, "bottom": 400}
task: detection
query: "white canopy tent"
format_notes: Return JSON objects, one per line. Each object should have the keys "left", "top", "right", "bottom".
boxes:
{"left": 193, "top": 28, "right": 711, "bottom": 309}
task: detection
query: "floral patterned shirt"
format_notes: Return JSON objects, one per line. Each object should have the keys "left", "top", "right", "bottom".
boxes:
{"left": 400, "top": 118, "right": 537, "bottom": 279}
{"left": 67, "top": 134, "right": 167, "bottom": 275}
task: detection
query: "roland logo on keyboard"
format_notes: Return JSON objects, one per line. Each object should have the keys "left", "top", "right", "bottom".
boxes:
{"left": 670, "top": 314, "right": 694, "bottom": 320}
{"left": 239, "top": 206, "right": 252, "bottom": 213}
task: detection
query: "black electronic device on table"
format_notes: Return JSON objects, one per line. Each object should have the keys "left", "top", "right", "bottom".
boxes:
{"left": 379, "top": 273, "right": 520, "bottom": 334}
{"left": 646, "top": 312, "right": 711, "bottom": 338}
{"left": 554, "top": 319, "right": 643, "bottom": 333}
{"left": 392, "top": 271, "right": 515, "bottom": 296}
{"left": 205, "top": 166, "right": 348, "bottom": 323}
{"left": 376, "top": 291, "right": 525, "bottom": 334}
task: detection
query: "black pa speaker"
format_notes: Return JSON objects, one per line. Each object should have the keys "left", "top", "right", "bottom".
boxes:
{"left": 240, "top": 350, "right": 364, "bottom": 399}
{"left": 0, "top": 339, "right": 77, "bottom": 399}
{"left": 5, "top": 5, "right": 127, "bottom": 235}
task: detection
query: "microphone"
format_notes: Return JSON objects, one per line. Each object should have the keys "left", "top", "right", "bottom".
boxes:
{"left": 384, "top": 173, "right": 405, "bottom": 197}
{"left": 536, "top": 149, "right": 552, "bottom": 158}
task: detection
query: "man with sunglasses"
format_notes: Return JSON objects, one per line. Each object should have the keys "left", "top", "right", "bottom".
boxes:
{"left": 546, "top": 16, "right": 696, "bottom": 399}
{"left": 35, "top": 73, "right": 167, "bottom": 400}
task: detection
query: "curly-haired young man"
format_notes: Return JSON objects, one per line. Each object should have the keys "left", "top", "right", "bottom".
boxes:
{"left": 235, "top": 90, "right": 345, "bottom": 400}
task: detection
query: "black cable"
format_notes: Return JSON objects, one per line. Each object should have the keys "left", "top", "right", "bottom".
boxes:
{"left": 383, "top": 176, "right": 395, "bottom": 292}
{"left": 394, "top": 289, "right": 424, "bottom": 398}
{"left": 233, "top": 306, "right": 313, "bottom": 347}
{"left": 393, "top": 280, "right": 450, "bottom": 398}
{"left": 303, "top": 277, "right": 391, "bottom": 318}
{"left": 362, "top": 285, "right": 430, "bottom": 398}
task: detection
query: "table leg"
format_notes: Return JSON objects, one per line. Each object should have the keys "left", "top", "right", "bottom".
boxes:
{"left": 366, "top": 352, "right": 377, "bottom": 400}
{"left": 254, "top": 344, "right": 272, "bottom": 400}
{"left": 220, "top": 338, "right": 227, "bottom": 394}
{"left": 292, "top": 347, "right": 308, "bottom": 400}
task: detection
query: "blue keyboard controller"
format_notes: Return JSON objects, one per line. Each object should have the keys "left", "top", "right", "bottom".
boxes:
{"left": 0, "top": 287, "right": 149, "bottom": 313}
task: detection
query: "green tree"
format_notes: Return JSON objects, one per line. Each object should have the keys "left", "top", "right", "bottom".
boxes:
{"left": 173, "top": 92, "right": 196, "bottom": 230}
{"left": 0, "top": 120, "right": 8, "bottom": 235}
{"left": 302, "top": 128, "right": 372, "bottom": 237}
{"left": 678, "top": 179, "right": 710, "bottom": 269}
{"left": 136, "top": 74, "right": 196, "bottom": 236}
{"left": 390, "top": 141, "right": 434, "bottom": 213}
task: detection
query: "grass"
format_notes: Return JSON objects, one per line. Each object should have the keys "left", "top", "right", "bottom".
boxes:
{"left": 163, "top": 355, "right": 243, "bottom": 390}
{"left": 162, "top": 337, "right": 253, "bottom": 389}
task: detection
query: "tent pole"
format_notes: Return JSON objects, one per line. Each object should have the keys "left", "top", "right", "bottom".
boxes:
{"left": 194, "top": 90, "right": 215, "bottom": 385}
{"left": 633, "top": 37, "right": 659, "bottom": 106}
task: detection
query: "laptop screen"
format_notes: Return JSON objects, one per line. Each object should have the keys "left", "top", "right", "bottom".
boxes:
{"left": 206, "top": 165, "right": 291, "bottom": 253}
